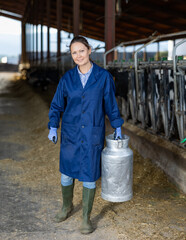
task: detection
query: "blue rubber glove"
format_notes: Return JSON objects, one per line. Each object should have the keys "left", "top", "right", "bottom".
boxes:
{"left": 114, "top": 127, "right": 122, "bottom": 140}
{"left": 48, "top": 127, "right": 58, "bottom": 144}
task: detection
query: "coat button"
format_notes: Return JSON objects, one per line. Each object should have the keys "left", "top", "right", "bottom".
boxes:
{"left": 82, "top": 95, "right": 85, "bottom": 99}
{"left": 81, "top": 140, "right": 84, "bottom": 143}
{"left": 82, "top": 125, "right": 85, "bottom": 128}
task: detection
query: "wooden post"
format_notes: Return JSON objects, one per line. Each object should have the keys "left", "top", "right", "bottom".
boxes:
{"left": 47, "top": 0, "right": 50, "bottom": 61}
{"left": 32, "top": 24, "right": 35, "bottom": 62}
{"left": 114, "top": 49, "right": 118, "bottom": 61}
{"left": 36, "top": 24, "right": 38, "bottom": 62}
{"left": 35, "top": 0, "right": 38, "bottom": 62}
{"left": 41, "top": 25, "right": 43, "bottom": 62}
{"left": 57, "top": 0, "right": 62, "bottom": 59}
{"left": 40, "top": 0, "right": 44, "bottom": 62}
{"left": 143, "top": 46, "right": 147, "bottom": 61}
{"left": 123, "top": 46, "right": 126, "bottom": 61}
{"left": 73, "top": 0, "right": 80, "bottom": 36}
{"left": 132, "top": 45, "right": 135, "bottom": 60}
{"left": 157, "top": 41, "right": 160, "bottom": 61}
{"left": 104, "top": 0, "right": 116, "bottom": 63}
{"left": 21, "top": 22, "right": 27, "bottom": 64}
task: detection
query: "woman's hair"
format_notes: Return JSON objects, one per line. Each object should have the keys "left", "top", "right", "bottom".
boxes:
{"left": 69, "top": 35, "right": 91, "bottom": 50}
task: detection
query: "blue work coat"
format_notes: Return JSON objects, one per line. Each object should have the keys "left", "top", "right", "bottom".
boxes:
{"left": 48, "top": 63, "right": 124, "bottom": 182}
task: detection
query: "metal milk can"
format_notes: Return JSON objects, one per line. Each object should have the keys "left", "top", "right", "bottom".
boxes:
{"left": 101, "top": 134, "right": 133, "bottom": 202}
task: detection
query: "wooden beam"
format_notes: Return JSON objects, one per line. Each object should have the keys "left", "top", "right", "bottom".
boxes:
{"left": 22, "top": 0, "right": 31, "bottom": 23}
{"left": 0, "top": 4, "right": 24, "bottom": 16}
{"left": 141, "top": 0, "right": 186, "bottom": 20}
{"left": 122, "top": 3, "right": 186, "bottom": 32}
{"left": 0, "top": 12, "right": 22, "bottom": 21}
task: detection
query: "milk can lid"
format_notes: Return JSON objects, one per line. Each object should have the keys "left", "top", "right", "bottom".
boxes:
{"left": 106, "top": 134, "right": 130, "bottom": 149}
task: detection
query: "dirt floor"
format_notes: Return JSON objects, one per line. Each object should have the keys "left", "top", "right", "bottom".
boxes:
{"left": 0, "top": 72, "right": 185, "bottom": 240}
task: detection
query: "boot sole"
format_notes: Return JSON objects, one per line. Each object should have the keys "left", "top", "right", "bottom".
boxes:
{"left": 80, "top": 228, "right": 94, "bottom": 234}
{"left": 80, "top": 225, "right": 94, "bottom": 234}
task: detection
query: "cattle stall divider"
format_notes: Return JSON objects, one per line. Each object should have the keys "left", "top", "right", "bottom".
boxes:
{"left": 104, "top": 31, "right": 186, "bottom": 146}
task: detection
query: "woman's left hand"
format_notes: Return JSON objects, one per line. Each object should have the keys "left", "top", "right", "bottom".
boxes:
{"left": 114, "top": 127, "right": 122, "bottom": 140}
{"left": 48, "top": 127, "right": 58, "bottom": 144}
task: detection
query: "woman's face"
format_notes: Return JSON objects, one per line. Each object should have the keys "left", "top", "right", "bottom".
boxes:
{"left": 71, "top": 42, "right": 91, "bottom": 67}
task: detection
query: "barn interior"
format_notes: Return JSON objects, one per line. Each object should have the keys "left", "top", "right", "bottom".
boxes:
{"left": 0, "top": 0, "right": 185, "bottom": 239}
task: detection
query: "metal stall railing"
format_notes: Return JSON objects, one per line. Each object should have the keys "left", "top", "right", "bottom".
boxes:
{"left": 173, "top": 39, "right": 186, "bottom": 141}
{"left": 104, "top": 31, "right": 186, "bottom": 145}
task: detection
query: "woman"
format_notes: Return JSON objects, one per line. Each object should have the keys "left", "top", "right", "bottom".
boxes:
{"left": 48, "top": 35, "right": 123, "bottom": 234}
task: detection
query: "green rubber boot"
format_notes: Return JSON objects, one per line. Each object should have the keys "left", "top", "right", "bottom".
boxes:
{"left": 54, "top": 183, "right": 74, "bottom": 223}
{"left": 80, "top": 187, "right": 96, "bottom": 234}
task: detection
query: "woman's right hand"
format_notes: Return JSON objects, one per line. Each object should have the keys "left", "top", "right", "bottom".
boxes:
{"left": 114, "top": 127, "right": 122, "bottom": 140}
{"left": 48, "top": 127, "right": 58, "bottom": 144}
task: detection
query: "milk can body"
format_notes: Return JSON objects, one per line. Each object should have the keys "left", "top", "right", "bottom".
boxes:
{"left": 101, "top": 134, "right": 133, "bottom": 202}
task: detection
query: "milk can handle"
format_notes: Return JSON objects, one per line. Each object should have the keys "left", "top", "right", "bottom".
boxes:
{"left": 117, "top": 139, "right": 123, "bottom": 148}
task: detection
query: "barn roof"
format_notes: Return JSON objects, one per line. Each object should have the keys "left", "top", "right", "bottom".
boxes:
{"left": 0, "top": 0, "right": 186, "bottom": 44}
